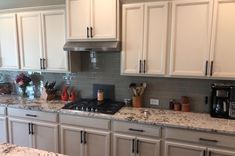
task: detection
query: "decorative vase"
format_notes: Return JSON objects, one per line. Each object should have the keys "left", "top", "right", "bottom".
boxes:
{"left": 19, "top": 86, "right": 28, "bottom": 97}
{"left": 132, "top": 96, "right": 142, "bottom": 108}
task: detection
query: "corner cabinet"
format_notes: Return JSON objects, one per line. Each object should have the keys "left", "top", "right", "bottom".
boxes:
{"left": 0, "top": 13, "right": 20, "bottom": 70}
{"left": 7, "top": 108, "right": 59, "bottom": 152}
{"left": 66, "top": 0, "right": 117, "bottom": 40}
{"left": 18, "top": 9, "right": 67, "bottom": 72}
{"left": 169, "top": 0, "right": 213, "bottom": 77}
{"left": 121, "top": 2, "right": 168, "bottom": 76}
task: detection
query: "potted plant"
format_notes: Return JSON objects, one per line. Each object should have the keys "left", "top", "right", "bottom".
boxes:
{"left": 15, "top": 73, "right": 31, "bottom": 97}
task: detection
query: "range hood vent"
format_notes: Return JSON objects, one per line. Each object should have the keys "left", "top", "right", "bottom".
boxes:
{"left": 63, "top": 41, "right": 121, "bottom": 52}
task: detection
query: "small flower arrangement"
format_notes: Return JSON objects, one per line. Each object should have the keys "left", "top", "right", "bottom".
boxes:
{"left": 15, "top": 73, "right": 31, "bottom": 96}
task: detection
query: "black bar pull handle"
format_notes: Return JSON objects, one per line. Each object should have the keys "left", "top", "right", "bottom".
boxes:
{"left": 28, "top": 123, "right": 31, "bottom": 135}
{"left": 90, "top": 27, "right": 93, "bottom": 38}
{"left": 143, "top": 60, "right": 146, "bottom": 73}
{"left": 139, "top": 60, "right": 142, "bottom": 73}
{"left": 129, "top": 128, "right": 144, "bottom": 133}
{"left": 205, "top": 60, "right": 208, "bottom": 76}
{"left": 199, "top": 138, "right": 218, "bottom": 143}
{"left": 31, "top": 123, "right": 34, "bottom": 135}
{"left": 132, "top": 139, "right": 135, "bottom": 153}
{"left": 40, "top": 58, "right": 43, "bottom": 69}
{"left": 84, "top": 131, "right": 87, "bottom": 144}
{"left": 203, "top": 150, "right": 206, "bottom": 156}
{"left": 26, "top": 114, "right": 37, "bottom": 118}
{"left": 80, "top": 131, "right": 83, "bottom": 144}
{"left": 43, "top": 58, "right": 46, "bottom": 70}
{"left": 209, "top": 151, "right": 212, "bottom": 156}
{"left": 87, "top": 27, "right": 90, "bottom": 38}
{"left": 210, "top": 61, "right": 214, "bottom": 76}
{"left": 136, "top": 140, "right": 139, "bottom": 154}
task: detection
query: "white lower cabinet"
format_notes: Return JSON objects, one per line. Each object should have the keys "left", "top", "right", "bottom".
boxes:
{"left": 208, "top": 148, "right": 235, "bottom": 156}
{"left": 0, "top": 114, "right": 7, "bottom": 143}
{"left": 164, "top": 141, "right": 206, "bottom": 156}
{"left": 113, "top": 133, "right": 135, "bottom": 156}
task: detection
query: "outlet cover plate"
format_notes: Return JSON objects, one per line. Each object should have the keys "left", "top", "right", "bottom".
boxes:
{"left": 150, "top": 99, "right": 160, "bottom": 106}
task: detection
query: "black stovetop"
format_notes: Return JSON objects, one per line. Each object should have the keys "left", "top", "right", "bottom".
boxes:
{"left": 62, "top": 99, "right": 125, "bottom": 115}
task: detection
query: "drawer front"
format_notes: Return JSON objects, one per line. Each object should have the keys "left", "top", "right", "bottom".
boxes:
{"left": 112, "top": 121, "right": 161, "bottom": 137}
{"left": 8, "top": 108, "right": 58, "bottom": 122}
{"left": 165, "top": 127, "right": 235, "bottom": 149}
{"left": 60, "top": 114, "right": 110, "bottom": 130}
{"left": 0, "top": 107, "right": 6, "bottom": 115}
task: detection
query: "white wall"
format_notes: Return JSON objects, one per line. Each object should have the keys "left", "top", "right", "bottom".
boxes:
{"left": 0, "top": 0, "right": 65, "bottom": 9}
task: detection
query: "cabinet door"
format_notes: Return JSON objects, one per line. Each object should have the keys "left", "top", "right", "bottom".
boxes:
{"left": 0, "top": 13, "right": 19, "bottom": 70}
{"left": 169, "top": 0, "right": 213, "bottom": 77}
{"left": 137, "top": 137, "right": 161, "bottom": 156}
{"left": 208, "top": 148, "right": 235, "bottom": 156}
{"left": 60, "top": 125, "right": 83, "bottom": 156}
{"left": 113, "top": 133, "right": 135, "bottom": 156}
{"left": 8, "top": 118, "right": 32, "bottom": 148}
{"left": 164, "top": 141, "right": 206, "bottom": 156}
{"left": 210, "top": 0, "right": 235, "bottom": 78}
{"left": 0, "top": 116, "right": 7, "bottom": 143}
{"left": 121, "top": 4, "right": 144, "bottom": 74}
{"left": 91, "top": 0, "right": 116, "bottom": 39}
{"left": 143, "top": 2, "right": 168, "bottom": 75}
{"left": 17, "top": 12, "right": 43, "bottom": 70}
{"left": 32, "top": 121, "right": 59, "bottom": 153}
{"left": 84, "top": 129, "right": 110, "bottom": 156}
{"left": 41, "top": 10, "right": 68, "bottom": 72}
{"left": 66, "top": 0, "right": 91, "bottom": 40}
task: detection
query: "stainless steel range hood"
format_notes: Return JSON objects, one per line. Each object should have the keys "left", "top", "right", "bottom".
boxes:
{"left": 63, "top": 41, "right": 121, "bottom": 52}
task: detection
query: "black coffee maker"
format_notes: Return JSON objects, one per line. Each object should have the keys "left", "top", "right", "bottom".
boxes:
{"left": 210, "top": 84, "right": 230, "bottom": 118}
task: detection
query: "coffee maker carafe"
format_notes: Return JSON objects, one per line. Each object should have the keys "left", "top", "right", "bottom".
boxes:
{"left": 210, "top": 84, "right": 230, "bottom": 118}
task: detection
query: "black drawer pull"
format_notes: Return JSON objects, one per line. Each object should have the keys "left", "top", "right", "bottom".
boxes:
{"left": 128, "top": 128, "right": 144, "bottom": 132}
{"left": 26, "top": 114, "right": 37, "bottom": 118}
{"left": 199, "top": 138, "right": 218, "bottom": 143}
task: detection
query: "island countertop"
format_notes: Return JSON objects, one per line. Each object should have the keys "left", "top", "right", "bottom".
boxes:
{"left": 0, "top": 143, "right": 66, "bottom": 156}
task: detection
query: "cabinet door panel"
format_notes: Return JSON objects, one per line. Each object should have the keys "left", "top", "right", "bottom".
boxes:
{"left": 32, "top": 121, "right": 58, "bottom": 152}
{"left": 66, "top": 0, "right": 91, "bottom": 40}
{"left": 137, "top": 137, "right": 161, "bottom": 156}
{"left": 84, "top": 129, "right": 110, "bottom": 156}
{"left": 121, "top": 4, "right": 144, "bottom": 74}
{"left": 0, "top": 117, "right": 7, "bottom": 143}
{"left": 41, "top": 10, "right": 67, "bottom": 72}
{"left": 0, "top": 13, "right": 19, "bottom": 69}
{"left": 209, "top": 148, "right": 235, "bottom": 156}
{"left": 91, "top": 0, "right": 116, "bottom": 39}
{"left": 143, "top": 2, "right": 168, "bottom": 75}
{"left": 170, "top": 0, "right": 212, "bottom": 76}
{"left": 164, "top": 141, "right": 206, "bottom": 156}
{"left": 60, "top": 125, "right": 83, "bottom": 156}
{"left": 18, "top": 12, "right": 42, "bottom": 70}
{"left": 8, "top": 118, "right": 31, "bottom": 148}
{"left": 210, "top": 0, "right": 235, "bottom": 78}
{"left": 113, "top": 133, "right": 135, "bottom": 156}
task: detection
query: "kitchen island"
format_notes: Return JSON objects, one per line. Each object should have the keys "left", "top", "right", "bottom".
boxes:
{"left": 0, "top": 143, "right": 66, "bottom": 156}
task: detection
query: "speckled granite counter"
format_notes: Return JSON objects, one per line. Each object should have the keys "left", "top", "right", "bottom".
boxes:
{"left": 0, "top": 143, "right": 66, "bottom": 156}
{"left": 0, "top": 95, "right": 66, "bottom": 113}
{"left": 113, "top": 107, "right": 235, "bottom": 135}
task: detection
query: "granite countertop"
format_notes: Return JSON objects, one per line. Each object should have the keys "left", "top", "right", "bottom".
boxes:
{"left": 113, "top": 107, "right": 235, "bottom": 135}
{"left": 0, "top": 143, "right": 66, "bottom": 156}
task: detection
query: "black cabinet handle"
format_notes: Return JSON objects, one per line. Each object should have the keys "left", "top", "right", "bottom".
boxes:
{"left": 139, "top": 60, "right": 142, "bottom": 73}
{"left": 90, "top": 27, "right": 93, "bottom": 38}
{"left": 128, "top": 128, "right": 144, "bottom": 133}
{"left": 87, "top": 27, "right": 90, "bottom": 38}
{"left": 199, "top": 138, "right": 218, "bottom": 143}
{"left": 26, "top": 114, "right": 37, "bottom": 118}
{"left": 136, "top": 140, "right": 139, "bottom": 154}
{"left": 210, "top": 61, "right": 214, "bottom": 76}
{"left": 28, "top": 123, "right": 31, "bottom": 135}
{"left": 31, "top": 123, "right": 34, "bottom": 135}
{"left": 209, "top": 151, "right": 212, "bottom": 156}
{"left": 203, "top": 150, "right": 206, "bottom": 156}
{"left": 205, "top": 61, "right": 208, "bottom": 76}
{"left": 84, "top": 131, "right": 87, "bottom": 144}
{"left": 143, "top": 60, "right": 146, "bottom": 73}
{"left": 40, "top": 58, "right": 43, "bottom": 69}
{"left": 80, "top": 131, "right": 83, "bottom": 144}
{"left": 43, "top": 58, "right": 46, "bottom": 70}
{"left": 132, "top": 139, "right": 135, "bottom": 153}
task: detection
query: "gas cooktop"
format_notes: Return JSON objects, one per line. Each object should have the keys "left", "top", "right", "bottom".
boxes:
{"left": 62, "top": 99, "right": 125, "bottom": 115}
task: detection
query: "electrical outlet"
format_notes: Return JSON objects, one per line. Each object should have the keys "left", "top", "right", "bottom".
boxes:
{"left": 150, "top": 99, "right": 160, "bottom": 106}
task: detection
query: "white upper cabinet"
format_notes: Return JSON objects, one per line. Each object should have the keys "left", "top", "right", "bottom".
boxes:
{"left": 18, "top": 12, "right": 42, "bottom": 70}
{"left": 169, "top": 0, "right": 213, "bottom": 77}
{"left": 210, "top": 0, "right": 235, "bottom": 78}
{"left": 17, "top": 9, "right": 67, "bottom": 72}
{"left": 121, "top": 2, "right": 168, "bottom": 76}
{"left": 66, "top": 0, "right": 117, "bottom": 40}
{"left": 0, "top": 13, "right": 19, "bottom": 70}
{"left": 41, "top": 10, "right": 67, "bottom": 72}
